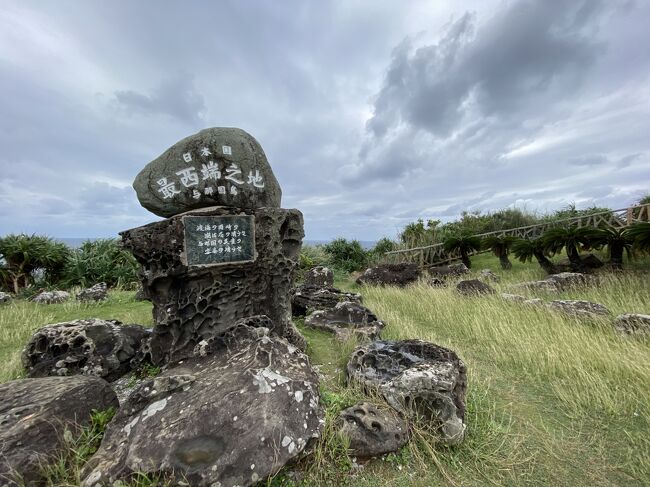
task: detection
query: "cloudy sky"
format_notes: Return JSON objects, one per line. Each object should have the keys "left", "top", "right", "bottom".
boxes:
{"left": 1, "top": 0, "right": 649, "bottom": 241}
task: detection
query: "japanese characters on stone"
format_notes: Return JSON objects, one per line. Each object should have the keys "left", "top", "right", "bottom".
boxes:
{"left": 156, "top": 145, "right": 265, "bottom": 200}
{"left": 183, "top": 215, "right": 256, "bottom": 266}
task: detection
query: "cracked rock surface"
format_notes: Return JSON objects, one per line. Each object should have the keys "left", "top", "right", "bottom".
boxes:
{"left": 347, "top": 340, "right": 467, "bottom": 445}
{"left": 0, "top": 376, "right": 118, "bottom": 486}
{"left": 549, "top": 300, "right": 610, "bottom": 318}
{"left": 305, "top": 301, "right": 385, "bottom": 341}
{"left": 22, "top": 319, "right": 150, "bottom": 382}
{"left": 303, "top": 266, "right": 334, "bottom": 287}
{"left": 76, "top": 282, "right": 108, "bottom": 302}
{"left": 337, "top": 402, "right": 408, "bottom": 458}
{"left": 121, "top": 206, "right": 305, "bottom": 365}
{"left": 614, "top": 313, "right": 650, "bottom": 335}
{"left": 81, "top": 324, "right": 324, "bottom": 487}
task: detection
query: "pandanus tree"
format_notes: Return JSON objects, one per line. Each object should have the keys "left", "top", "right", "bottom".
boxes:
{"left": 0, "top": 234, "right": 70, "bottom": 293}
{"left": 627, "top": 221, "right": 650, "bottom": 254}
{"left": 482, "top": 235, "right": 516, "bottom": 269}
{"left": 541, "top": 226, "right": 602, "bottom": 273}
{"left": 443, "top": 234, "right": 482, "bottom": 269}
{"left": 511, "top": 238, "right": 558, "bottom": 275}
{"left": 589, "top": 228, "right": 634, "bottom": 270}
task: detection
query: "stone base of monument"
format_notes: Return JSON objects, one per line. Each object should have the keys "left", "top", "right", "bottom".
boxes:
{"left": 121, "top": 205, "right": 305, "bottom": 365}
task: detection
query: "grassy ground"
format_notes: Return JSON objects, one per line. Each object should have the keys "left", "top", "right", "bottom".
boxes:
{"left": 1, "top": 255, "right": 649, "bottom": 486}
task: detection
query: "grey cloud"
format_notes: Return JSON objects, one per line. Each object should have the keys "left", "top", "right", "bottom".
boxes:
{"left": 114, "top": 74, "right": 205, "bottom": 125}
{"left": 567, "top": 154, "right": 609, "bottom": 166}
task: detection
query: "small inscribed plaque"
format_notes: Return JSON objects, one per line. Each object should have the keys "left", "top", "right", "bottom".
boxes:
{"left": 183, "top": 215, "right": 255, "bottom": 266}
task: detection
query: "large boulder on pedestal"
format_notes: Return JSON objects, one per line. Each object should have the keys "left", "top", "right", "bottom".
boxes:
{"left": 22, "top": 319, "right": 149, "bottom": 382}
{"left": 304, "top": 301, "right": 385, "bottom": 341}
{"left": 133, "top": 127, "right": 281, "bottom": 218}
{"left": 81, "top": 324, "right": 324, "bottom": 487}
{"left": 120, "top": 206, "right": 305, "bottom": 365}
{"left": 347, "top": 340, "right": 467, "bottom": 445}
{"left": 291, "top": 285, "right": 362, "bottom": 316}
{"left": 0, "top": 376, "right": 118, "bottom": 486}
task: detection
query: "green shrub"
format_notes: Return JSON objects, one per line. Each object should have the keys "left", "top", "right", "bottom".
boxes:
{"left": 322, "top": 238, "right": 369, "bottom": 273}
{"left": 0, "top": 234, "right": 71, "bottom": 293}
{"left": 63, "top": 239, "right": 139, "bottom": 289}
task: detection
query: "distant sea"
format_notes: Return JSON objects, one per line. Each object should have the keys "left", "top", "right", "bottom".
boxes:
{"left": 56, "top": 238, "right": 377, "bottom": 250}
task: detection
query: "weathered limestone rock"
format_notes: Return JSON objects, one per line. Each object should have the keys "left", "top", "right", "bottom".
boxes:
{"left": 22, "top": 319, "right": 150, "bottom": 382}
{"left": 613, "top": 314, "right": 650, "bottom": 335}
{"left": 133, "top": 127, "right": 281, "bottom": 218}
{"left": 0, "top": 376, "right": 118, "bottom": 486}
{"left": 305, "top": 301, "right": 385, "bottom": 341}
{"left": 303, "top": 265, "right": 334, "bottom": 287}
{"left": 509, "top": 279, "right": 561, "bottom": 293}
{"left": 134, "top": 285, "right": 149, "bottom": 301}
{"left": 546, "top": 272, "right": 595, "bottom": 290}
{"left": 76, "top": 282, "right": 108, "bottom": 302}
{"left": 121, "top": 206, "right": 305, "bottom": 365}
{"left": 456, "top": 279, "right": 495, "bottom": 296}
{"left": 337, "top": 402, "right": 408, "bottom": 458}
{"left": 291, "top": 285, "right": 362, "bottom": 316}
{"left": 356, "top": 263, "right": 420, "bottom": 287}
{"left": 81, "top": 324, "right": 324, "bottom": 487}
{"left": 549, "top": 300, "right": 610, "bottom": 318}
{"left": 347, "top": 340, "right": 467, "bottom": 445}
{"left": 0, "top": 291, "right": 11, "bottom": 304}
{"left": 428, "top": 278, "right": 446, "bottom": 288}
{"left": 501, "top": 294, "right": 544, "bottom": 306}
{"left": 31, "top": 290, "right": 69, "bottom": 304}
{"left": 448, "top": 263, "right": 470, "bottom": 274}
{"left": 479, "top": 269, "right": 500, "bottom": 282}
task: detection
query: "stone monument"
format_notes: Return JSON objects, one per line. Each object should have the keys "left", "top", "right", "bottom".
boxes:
{"left": 121, "top": 127, "right": 305, "bottom": 364}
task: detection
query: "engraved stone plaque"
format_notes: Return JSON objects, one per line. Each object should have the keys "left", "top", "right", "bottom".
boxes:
{"left": 183, "top": 215, "right": 255, "bottom": 266}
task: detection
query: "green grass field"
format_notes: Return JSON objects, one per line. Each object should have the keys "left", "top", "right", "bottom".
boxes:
{"left": 1, "top": 253, "right": 649, "bottom": 486}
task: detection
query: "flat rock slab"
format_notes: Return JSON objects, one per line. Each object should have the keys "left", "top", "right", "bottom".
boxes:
{"left": 428, "top": 263, "right": 469, "bottom": 279}
{"left": 347, "top": 340, "right": 467, "bottom": 445}
{"left": 305, "top": 301, "right": 385, "bottom": 341}
{"left": 549, "top": 300, "right": 610, "bottom": 318}
{"left": 303, "top": 266, "right": 334, "bottom": 287}
{"left": 356, "top": 263, "right": 420, "bottom": 287}
{"left": 456, "top": 279, "right": 495, "bottom": 296}
{"left": 337, "top": 402, "right": 408, "bottom": 458}
{"left": 0, "top": 376, "right": 118, "bottom": 486}
{"left": 120, "top": 206, "right": 305, "bottom": 365}
{"left": 22, "top": 319, "right": 150, "bottom": 382}
{"left": 81, "top": 324, "right": 323, "bottom": 487}
{"left": 31, "top": 290, "right": 69, "bottom": 304}
{"left": 614, "top": 313, "right": 650, "bottom": 335}
{"left": 291, "top": 285, "right": 362, "bottom": 316}
{"left": 133, "top": 127, "right": 281, "bottom": 218}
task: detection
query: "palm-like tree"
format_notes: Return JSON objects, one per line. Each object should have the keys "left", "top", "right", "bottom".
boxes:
{"left": 589, "top": 228, "right": 634, "bottom": 270}
{"left": 482, "top": 235, "right": 516, "bottom": 269}
{"left": 627, "top": 222, "right": 650, "bottom": 254}
{"left": 541, "top": 226, "right": 601, "bottom": 272}
{"left": 511, "top": 238, "right": 558, "bottom": 275}
{"left": 443, "top": 234, "right": 482, "bottom": 269}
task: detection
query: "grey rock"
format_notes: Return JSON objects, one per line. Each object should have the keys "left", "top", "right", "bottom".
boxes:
{"left": 0, "top": 376, "right": 118, "bottom": 486}
{"left": 291, "top": 285, "right": 362, "bottom": 316}
{"left": 133, "top": 127, "right": 281, "bottom": 218}
{"left": 305, "top": 301, "right": 385, "bottom": 341}
{"left": 501, "top": 293, "right": 526, "bottom": 302}
{"left": 456, "top": 279, "right": 495, "bottom": 296}
{"left": 428, "top": 278, "right": 446, "bottom": 288}
{"left": 0, "top": 291, "right": 11, "bottom": 304}
{"left": 31, "top": 290, "right": 69, "bottom": 304}
{"left": 524, "top": 298, "right": 544, "bottom": 307}
{"left": 76, "top": 282, "right": 108, "bottom": 302}
{"left": 479, "top": 269, "right": 500, "bottom": 282}
{"left": 356, "top": 263, "right": 420, "bottom": 287}
{"left": 121, "top": 206, "right": 305, "bottom": 365}
{"left": 337, "top": 402, "right": 408, "bottom": 458}
{"left": 549, "top": 300, "right": 610, "bottom": 318}
{"left": 428, "top": 263, "right": 469, "bottom": 279}
{"left": 347, "top": 340, "right": 467, "bottom": 445}
{"left": 509, "top": 279, "right": 561, "bottom": 293}
{"left": 546, "top": 272, "right": 595, "bottom": 290}
{"left": 22, "top": 319, "right": 150, "bottom": 382}
{"left": 613, "top": 313, "right": 650, "bottom": 335}
{"left": 81, "top": 324, "right": 324, "bottom": 487}
{"left": 304, "top": 266, "right": 334, "bottom": 287}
